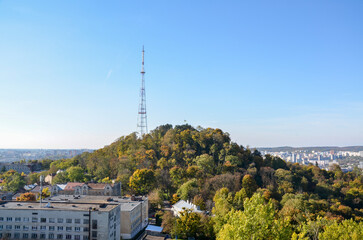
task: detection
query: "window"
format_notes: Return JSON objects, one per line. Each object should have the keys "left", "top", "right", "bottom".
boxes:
{"left": 75, "top": 227, "right": 81, "bottom": 232}
{"left": 83, "top": 219, "right": 89, "bottom": 224}
{"left": 75, "top": 219, "right": 81, "bottom": 224}
{"left": 49, "top": 218, "right": 55, "bottom": 223}
{"left": 0, "top": 233, "right": 2, "bottom": 238}
{"left": 0, "top": 225, "right": 2, "bottom": 230}
{"left": 83, "top": 227, "right": 89, "bottom": 232}
{"left": 40, "top": 226, "right": 46, "bottom": 230}
{"left": 41, "top": 218, "right": 46, "bottom": 223}
{"left": 7, "top": 217, "right": 12, "bottom": 221}
{"left": 23, "top": 226, "right": 29, "bottom": 230}
{"left": 14, "top": 233, "right": 20, "bottom": 239}
{"left": 31, "top": 233, "right": 38, "bottom": 239}
{"left": 40, "top": 233, "right": 46, "bottom": 239}
{"left": 15, "top": 217, "right": 21, "bottom": 222}
{"left": 32, "top": 212, "right": 38, "bottom": 215}
{"left": 58, "top": 226, "right": 63, "bottom": 231}
{"left": 32, "top": 226, "right": 38, "bottom": 230}
{"left": 32, "top": 217, "right": 38, "bottom": 222}
{"left": 92, "top": 231, "right": 97, "bottom": 238}
{"left": 66, "top": 227, "right": 72, "bottom": 231}
{"left": 49, "top": 233, "right": 55, "bottom": 239}
{"left": 15, "top": 225, "right": 21, "bottom": 230}
{"left": 75, "top": 235, "right": 81, "bottom": 240}
{"left": 0, "top": 217, "right": 3, "bottom": 221}
{"left": 6, "top": 225, "right": 12, "bottom": 230}
{"left": 6, "top": 233, "right": 11, "bottom": 238}
{"left": 66, "top": 234, "right": 72, "bottom": 239}
{"left": 23, "top": 233, "right": 29, "bottom": 239}
{"left": 58, "top": 218, "right": 64, "bottom": 223}
{"left": 23, "top": 217, "right": 29, "bottom": 222}
{"left": 83, "top": 236, "right": 89, "bottom": 240}
{"left": 66, "top": 219, "right": 72, "bottom": 223}
{"left": 92, "top": 220, "right": 97, "bottom": 229}
{"left": 49, "top": 226, "right": 55, "bottom": 231}
{"left": 57, "top": 234, "right": 63, "bottom": 239}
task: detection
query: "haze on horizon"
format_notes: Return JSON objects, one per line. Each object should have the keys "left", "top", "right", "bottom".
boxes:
{"left": 1, "top": 0, "right": 363, "bottom": 149}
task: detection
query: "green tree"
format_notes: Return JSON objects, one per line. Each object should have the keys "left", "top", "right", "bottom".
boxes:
{"left": 319, "top": 219, "right": 363, "bottom": 240}
{"left": 174, "top": 209, "right": 203, "bottom": 239}
{"left": 0, "top": 170, "right": 26, "bottom": 192}
{"left": 217, "top": 193, "right": 292, "bottom": 240}
{"left": 67, "top": 166, "right": 84, "bottom": 182}
{"left": 52, "top": 171, "right": 69, "bottom": 184}
{"left": 233, "top": 188, "right": 248, "bottom": 210}
{"left": 194, "top": 154, "right": 214, "bottom": 175}
{"left": 212, "top": 187, "right": 233, "bottom": 233}
{"left": 129, "top": 168, "right": 155, "bottom": 195}
{"left": 242, "top": 174, "right": 258, "bottom": 197}
{"left": 177, "top": 178, "right": 199, "bottom": 200}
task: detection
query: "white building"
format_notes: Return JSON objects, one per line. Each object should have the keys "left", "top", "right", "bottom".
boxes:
{"left": 172, "top": 200, "right": 202, "bottom": 217}
{"left": 0, "top": 201, "right": 120, "bottom": 240}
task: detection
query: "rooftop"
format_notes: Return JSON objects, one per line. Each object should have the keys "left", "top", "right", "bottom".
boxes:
{"left": 45, "top": 195, "right": 146, "bottom": 212}
{"left": 0, "top": 201, "right": 118, "bottom": 212}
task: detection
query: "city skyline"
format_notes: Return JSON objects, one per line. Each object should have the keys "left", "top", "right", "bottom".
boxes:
{"left": 1, "top": 0, "right": 363, "bottom": 149}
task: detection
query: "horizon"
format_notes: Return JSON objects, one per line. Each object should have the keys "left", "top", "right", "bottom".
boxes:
{"left": 1, "top": 0, "right": 363, "bottom": 149}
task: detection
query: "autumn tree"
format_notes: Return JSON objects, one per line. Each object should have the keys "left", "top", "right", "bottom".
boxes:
{"left": 16, "top": 192, "right": 36, "bottom": 201}
{"left": 129, "top": 168, "right": 155, "bottom": 195}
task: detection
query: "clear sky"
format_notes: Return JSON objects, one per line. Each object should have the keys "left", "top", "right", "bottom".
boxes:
{"left": 1, "top": 0, "right": 363, "bottom": 149}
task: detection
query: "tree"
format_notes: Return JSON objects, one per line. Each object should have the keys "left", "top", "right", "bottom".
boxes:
{"left": 319, "top": 219, "right": 363, "bottom": 240}
{"left": 212, "top": 187, "right": 233, "bottom": 233}
{"left": 242, "top": 174, "right": 258, "bottom": 197}
{"left": 194, "top": 154, "right": 214, "bottom": 175}
{"left": 174, "top": 209, "right": 203, "bottom": 239}
{"left": 0, "top": 170, "right": 25, "bottom": 192}
{"left": 148, "top": 189, "right": 163, "bottom": 210}
{"left": 217, "top": 193, "right": 292, "bottom": 240}
{"left": 177, "top": 178, "right": 199, "bottom": 200}
{"left": 67, "top": 166, "right": 85, "bottom": 182}
{"left": 161, "top": 211, "right": 175, "bottom": 234}
{"left": 38, "top": 187, "right": 51, "bottom": 200}
{"left": 16, "top": 192, "right": 36, "bottom": 201}
{"left": 233, "top": 188, "right": 248, "bottom": 210}
{"left": 52, "top": 171, "right": 69, "bottom": 184}
{"left": 129, "top": 168, "right": 155, "bottom": 195}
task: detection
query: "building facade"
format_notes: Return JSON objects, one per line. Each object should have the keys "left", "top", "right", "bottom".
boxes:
{"left": 0, "top": 201, "right": 120, "bottom": 240}
{"left": 50, "top": 182, "right": 122, "bottom": 197}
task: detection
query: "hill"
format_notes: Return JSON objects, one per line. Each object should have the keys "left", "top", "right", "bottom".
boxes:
{"left": 9, "top": 124, "right": 362, "bottom": 239}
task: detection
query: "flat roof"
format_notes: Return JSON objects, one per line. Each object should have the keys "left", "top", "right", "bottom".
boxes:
{"left": 45, "top": 195, "right": 144, "bottom": 212}
{"left": 0, "top": 201, "right": 118, "bottom": 212}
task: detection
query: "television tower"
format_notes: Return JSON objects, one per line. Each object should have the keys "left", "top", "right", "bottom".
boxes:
{"left": 137, "top": 46, "right": 148, "bottom": 136}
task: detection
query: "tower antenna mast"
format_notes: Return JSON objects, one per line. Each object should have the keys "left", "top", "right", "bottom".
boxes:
{"left": 137, "top": 46, "right": 148, "bottom": 136}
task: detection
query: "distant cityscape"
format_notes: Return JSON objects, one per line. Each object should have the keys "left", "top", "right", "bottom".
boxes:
{"left": 0, "top": 149, "right": 94, "bottom": 163}
{"left": 259, "top": 146, "right": 363, "bottom": 172}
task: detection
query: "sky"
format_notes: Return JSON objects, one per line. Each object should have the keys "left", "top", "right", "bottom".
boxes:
{"left": 0, "top": 0, "right": 363, "bottom": 149}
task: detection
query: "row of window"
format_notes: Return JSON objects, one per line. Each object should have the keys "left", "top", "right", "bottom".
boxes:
{"left": 0, "top": 217, "right": 86, "bottom": 224}
{"left": 0, "top": 232, "right": 89, "bottom": 239}
{"left": 0, "top": 225, "right": 83, "bottom": 231}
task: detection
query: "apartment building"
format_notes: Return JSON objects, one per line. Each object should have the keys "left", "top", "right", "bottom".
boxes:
{"left": 0, "top": 201, "right": 120, "bottom": 240}
{"left": 50, "top": 182, "right": 122, "bottom": 196}
{"left": 46, "top": 195, "right": 148, "bottom": 240}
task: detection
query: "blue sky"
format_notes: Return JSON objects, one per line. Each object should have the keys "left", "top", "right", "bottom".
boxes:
{"left": 0, "top": 0, "right": 363, "bottom": 149}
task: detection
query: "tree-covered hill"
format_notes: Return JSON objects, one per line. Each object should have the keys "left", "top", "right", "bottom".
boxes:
{"left": 13, "top": 124, "right": 363, "bottom": 239}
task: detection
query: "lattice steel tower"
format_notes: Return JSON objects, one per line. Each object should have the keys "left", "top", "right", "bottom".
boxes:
{"left": 137, "top": 46, "right": 148, "bottom": 136}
